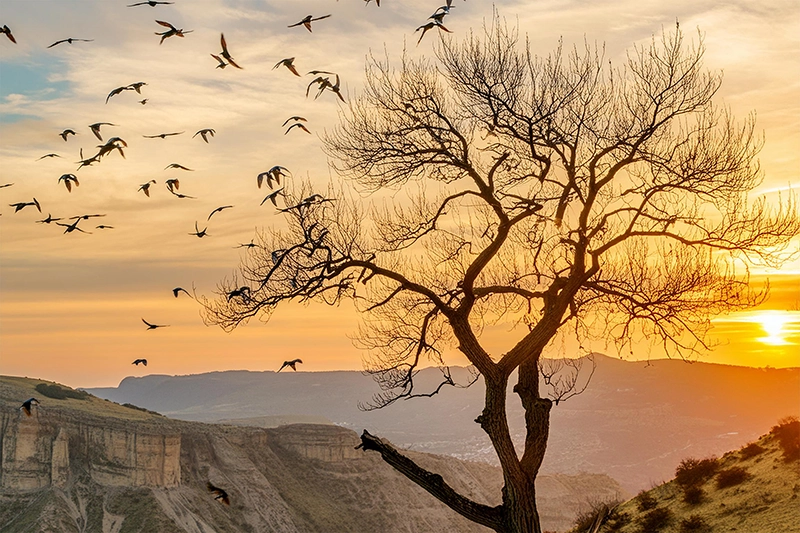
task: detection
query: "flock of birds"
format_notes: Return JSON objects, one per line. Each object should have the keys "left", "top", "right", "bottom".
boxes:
{"left": 5, "top": 0, "right": 468, "bottom": 508}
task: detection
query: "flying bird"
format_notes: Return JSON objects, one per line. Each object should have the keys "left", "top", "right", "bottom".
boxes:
{"left": 235, "top": 240, "right": 259, "bottom": 249}
{"left": 1, "top": 25, "right": 16, "bottom": 43}
{"left": 69, "top": 214, "right": 106, "bottom": 221}
{"left": 142, "top": 318, "right": 169, "bottom": 330}
{"left": 282, "top": 116, "right": 306, "bottom": 127}
{"left": 128, "top": 0, "right": 174, "bottom": 6}
{"left": 37, "top": 153, "right": 61, "bottom": 160}
{"left": 189, "top": 221, "right": 209, "bottom": 238}
{"left": 36, "top": 214, "right": 63, "bottom": 224}
{"left": 173, "top": 287, "right": 191, "bottom": 298}
{"left": 96, "top": 225, "right": 115, "bottom": 229}
{"left": 138, "top": 180, "right": 156, "bottom": 197}
{"left": 155, "top": 20, "right": 192, "bottom": 44}
{"left": 132, "top": 359, "right": 148, "bottom": 366}
{"left": 278, "top": 359, "right": 303, "bottom": 372}
{"left": 128, "top": 82, "right": 147, "bottom": 93}
{"left": 9, "top": 198, "right": 41, "bottom": 213}
{"left": 170, "top": 191, "right": 196, "bottom": 199}
{"left": 218, "top": 33, "right": 242, "bottom": 69}
{"left": 365, "top": 0, "right": 380, "bottom": 6}
{"left": 20, "top": 398, "right": 39, "bottom": 417}
{"left": 138, "top": 99, "right": 148, "bottom": 105}
{"left": 76, "top": 152, "right": 101, "bottom": 170}
{"left": 144, "top": 131, "right": 184, "bottom": 138}
{"left": 257, "top": 166, "right": 290, "bottom": 189}
{"left": 106, "top": 86, "right": 130, "bottom": 104}
{"left": 165, "top": 163, "right": 193, "bottom": 171}
{"left": 0, "top": 183, "right": 13, "bottom": 188}
{"left": 47, "top": 37, "right": 93, "bottom": 48}
{"left": 56, "top": 219, "right": 91, "bottom": 234}
{"left": 165, "top": 178, "right": 179, "bottom": 192}
{"left": 261, "top": 188, "right": 284, "bottom": 207}
{"left": 227, "top": 286, "right": 251, "bottom": 302}
{"left": 59, "top": 129, "right": 77, "bottom": 141}
{"left": 273, "top": 57, "right": 300, "bottom": 76}
{"left": 415, "top": 21, "right": 452, "bottom": 45}
{"left": 58, "top": 174, "right": 80, "bottom": 192}
{"left": 207, "top": 205, "right": 233, "bottom": 220}
{"left": 210, "top": 53, "right": 227, "bottom": 69}
{"left": 207, "top": 482, "right": 230, "bottom": 505}
{"left": 89, "top": 122, "right": 116, "bottom": 141}
{"left": 285, "top": 122, "right": 311, "bottom": 135}
{"left": 96, "top": 137, "right": 127, "bottom": 159}
{"left": 194, "top": 128, "right": 215, "bottom": 142}
{"left": 288, "top": 14, "right": 331, "bottom": 33}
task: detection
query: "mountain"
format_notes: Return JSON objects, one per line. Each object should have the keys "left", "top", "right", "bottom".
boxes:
{"left": 86, "top": 355, "right": 800, "bottom": 493}
{"left": 0, "top": 376, "right": 623, "bottom": 533}
{"left": 587, "top": 417, "right": 800, "bottom": 533}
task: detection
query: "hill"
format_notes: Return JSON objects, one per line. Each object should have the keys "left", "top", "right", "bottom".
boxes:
{"left": 584, "top": 417, "right": 800, "bottom": 533}
{"left": 86, "top": 355, "right": 800, "bottom": 492}
{"left": 0, "top": 376, "right": 623, "bottom": 532}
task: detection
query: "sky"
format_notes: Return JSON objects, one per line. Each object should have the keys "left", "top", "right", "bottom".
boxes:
{"left": 0, "top": 0, "right": 798, "bottom": 388}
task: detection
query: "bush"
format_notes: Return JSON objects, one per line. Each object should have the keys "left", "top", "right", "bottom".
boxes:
{"left": 739, "top": 442, "right": 766, "bottom": 459}
{"left": 636, "top": 490, "right": 658, "bottom": 511}
{"left": 637, "top": 507, "right": 672, "bottom": 532}
{"left": 682, "top": 486, "right": 704, "bottom": 505}
{"left": 35, "top": 383, "right": 89, "bottom": 401}
{"left": 771, "top": 416, "right": 800, "bottom": 462}
{"left": 680, "top": 514, "right": 710, "bottom": 532}
{"left": 716, "top": 466, "right": 750, "bottom": 489}
{"left": 675, "top": 457, "right": 719, "bottom": 488}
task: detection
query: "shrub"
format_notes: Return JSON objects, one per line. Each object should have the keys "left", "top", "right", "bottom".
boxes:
{"left": 739, "top": 442, "right": 766, "bottom": 459}
{"left": 35, "top": 383, "right": 89, "bottom": 401}
{"left": 680, "top": 514, "right": 710, "bottom": 532}
{"left": 771, "top": 416, "right": 800, "bottom": 462}
{"left": 571, "top": 498, "right": 621, "bottom": 532}
{"left": 682, "top": 486, "right": 704, "bottom": 505}
{"left": 637, "top": 507, "right": 672, "bottom": 532}
{"left": 716, "top": 466, "right": 750, "bottom": 489}
{"left": 604, "top": 510, "right": 630, "bottom": 532}
{"left": 675, "top": 457, "right": 719, "bottom": 488}
{"left": 636, "top": 490, "right": 658, "bottom": 511}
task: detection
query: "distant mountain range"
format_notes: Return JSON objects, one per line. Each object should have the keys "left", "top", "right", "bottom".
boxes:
{"left": 87, "top": 355, "right": 800, "bottom": 493}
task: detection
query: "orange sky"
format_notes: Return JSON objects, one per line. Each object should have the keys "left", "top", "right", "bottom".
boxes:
{"left": 1, "top": 0, "right": 798, "bottom": 388}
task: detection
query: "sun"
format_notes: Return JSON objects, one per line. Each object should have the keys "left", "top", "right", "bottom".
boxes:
{"left": 756, "top": 311, "right": 792, "bottom": 345}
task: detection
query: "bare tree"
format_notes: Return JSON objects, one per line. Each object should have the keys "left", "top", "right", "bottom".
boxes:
{"left": 202, "top": 21, "right": 799, "bottom": 533}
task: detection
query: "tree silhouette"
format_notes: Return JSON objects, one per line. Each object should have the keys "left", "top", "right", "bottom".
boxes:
{"left": 202, "top": 21, "right": 799, "bottom": 533}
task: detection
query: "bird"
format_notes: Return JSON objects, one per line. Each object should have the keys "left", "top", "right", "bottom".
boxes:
{"left": 306, "top": 76, "right": 333, "bottom": 98}
{"left": 207, "top": 482, "right": 230, "bottom": 505}
{"left": 36, "top": 214, "right": 63, "bottom": 224}
{"left": 288, "top": 14, "right": 331, "bottom": 33}
{"left": 172, "top": 287, "right": 191, "bottom": 298}
{"left": 365, "top": 0, "right": 381, "bottom": 5}
{"left": 142, "top": 318, "right": 169, "bottom": 330}
{"left": 273, "top": 58, "right": 300, "bottom": 76}
{"left": 37, "top": 153, "right": 61, "bottom": 160}
{"left": 59, "top": 129, "right": 77, "bottom": 141}
{"left": 1, "top": 25, "right": 16, "bottom": 43}
{"left": 207, "top": 205, "right": 234, "bottom": 220}
{"left": 325, "top": 73, "right": 346, "bottom": 102}
{"left": 20, "top": 398, "right": 39, "bottom": 417}
{"left": 106, "top": 86, "right": 131, "bottom": 104}
{"left": 58, "top": 174, "right": 80, "bottom": 192}
{"left": 56, "top": 219, "right": 91, "bottom": 234}
{"left": 128, "top": 82, "right": 148, "bottom": 93}
{"left": 144, "top": 132, "right": 184, "bottom": 138}
{"left": 235, "top": 241, "right": 259, "bottom": 249}
{"left": 227, "top": 286, "right": 251, "bottom": 300}
{"left": 415, "top": 21, "right": 452, "bottom": 45}
{"left": 89, "top": 122, "right": 116, "bottom": 141}
{"left": 165, "top": 163, "right": 193, "bottom": 171}
{"left": 138, "top": 180, "right": 156, "bottom": 197}
{"left": 189, "top": 221, "right": 209, "bottom": 238}
{"left": 76, "top": 152, "right": 101, "bottom": 170}
{"left": 128, "top": 0, "right": 174, "bottom": 6}
{"left": 69, "top": 213, "right": 106, "bottom": 221}
{"left": 218, "top": 33, "right": 242, "bottom": 69}
{"left": 278, "top": 359, "right": 303, "bottom": 372}
{"left": 165, "top": 178, "right": 180, "bottom": 192}
{"left": 132, "top": 358, "right": 148, "bottom": 366}
{"left": 96, "top": 137, "right": 127, "bottom": 159}
{"left": 285, "top": 122, "right": 311, "bottom": 135}
{"left": 155, "top": 20, "right": 192, "bottom": 44}
{"left": 210, "top": 53, "right": 227, "bottom": 69}
{"left": 96, "top": 225, "right": 115, "bottom": 229}
{"left": 0, "top": 183, "right": 13, "bottom": 188}
{"left": 47, "top": 38, "right": 94, "bottom": 48}
{"left": 138, "top": 99, "right": 148, "bottom": 105}
{"left": 10, "top": 199, "right": 41, "bottom": 213}
{"left": 257, "top": 166, "right": 290, "bottom": 189}
{"left": 194, "top": 128, "right": 215, "bottom": 143}
{"left": 170, "top": 191, "right": 196, "bottom": 199}
{"left": 261, "top": 188, "right": 284, "bottom": 207}
{"left": 282, "top": 116, "right": 307, "bottom": 127}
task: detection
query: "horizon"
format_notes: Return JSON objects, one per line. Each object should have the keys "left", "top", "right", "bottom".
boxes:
{"left": 1, "top": 0, "right": 799, "bottom": 389}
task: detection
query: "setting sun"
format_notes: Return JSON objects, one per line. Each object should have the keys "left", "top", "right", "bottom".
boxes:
{"left": 757, "top": 311, "right": 794, "bottom": 345}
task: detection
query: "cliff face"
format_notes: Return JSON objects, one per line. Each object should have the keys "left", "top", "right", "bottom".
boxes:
{"left": 0, "top": 376, "right": 624, "bottom": 532}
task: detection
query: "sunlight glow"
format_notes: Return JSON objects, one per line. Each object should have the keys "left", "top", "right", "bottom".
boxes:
{"left": 757, "top": 311, "right": 793, "bottom": 345}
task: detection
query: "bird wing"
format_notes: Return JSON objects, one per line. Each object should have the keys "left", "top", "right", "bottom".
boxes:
{"left": 142, "top": 318, "right": 154, "bottom": 327}
{"left": 312, "top": 14, "right": 332, "bottom": 22}
{"left": 156, "top": 20, "right": 176, "bottom": 29}
{"left": 47, "top": 39, "right": 67, "bottom": 48}
{"left": 287, "top": 64, "right": 300, "bottom": 76}
{"left": 220, "top": 33, "right": 228, "bottom": 54}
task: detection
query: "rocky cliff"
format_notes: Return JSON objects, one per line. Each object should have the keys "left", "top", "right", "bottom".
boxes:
{"left": 0, "top": 376, "right": 624, "bottom": 532}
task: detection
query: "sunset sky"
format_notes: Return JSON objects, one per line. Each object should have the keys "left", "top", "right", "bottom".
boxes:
{"left": 1, "top": 0, "right": 798, "bottom": 389}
